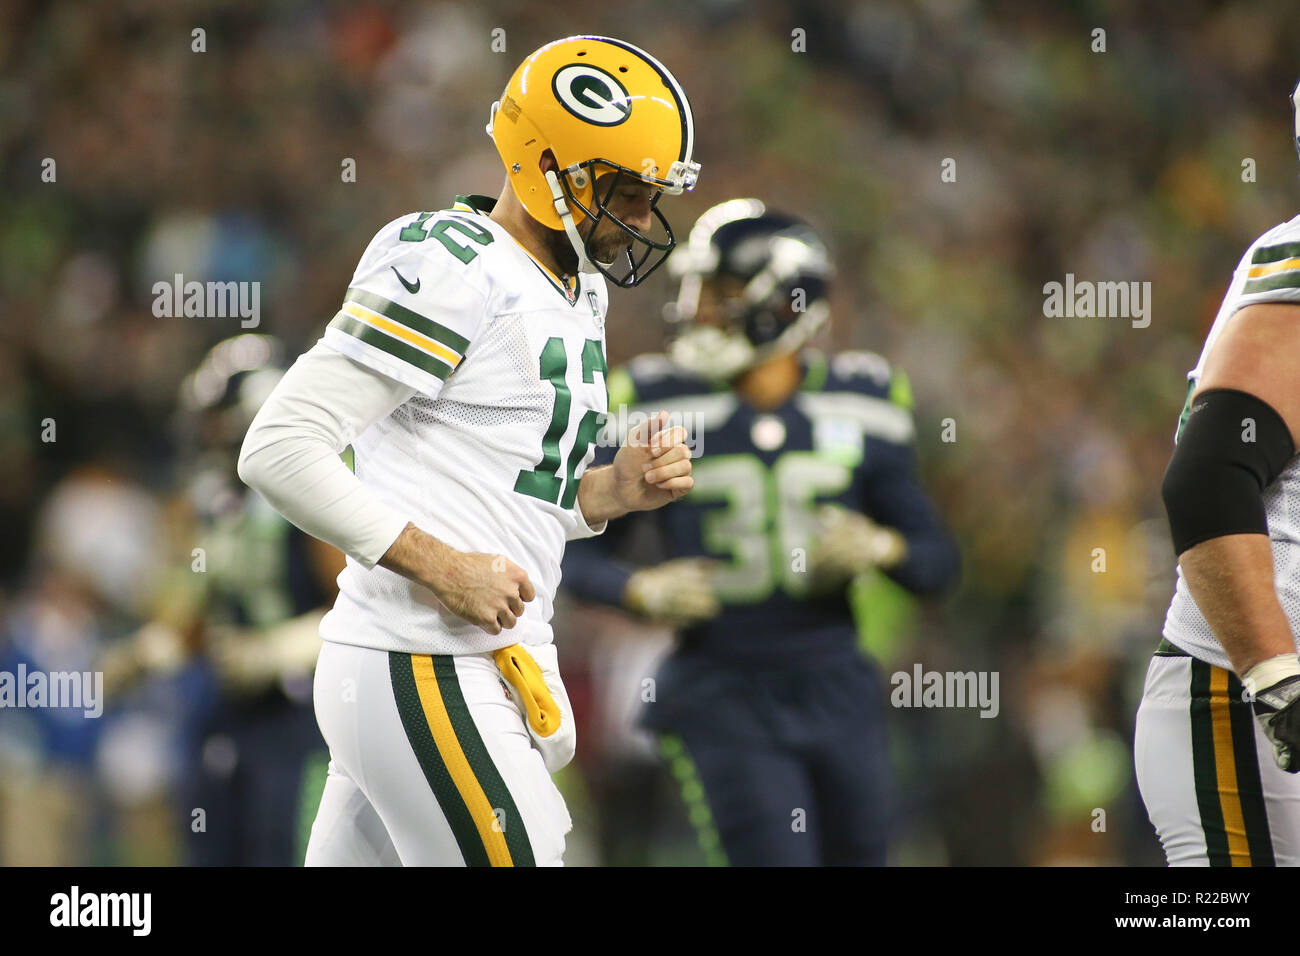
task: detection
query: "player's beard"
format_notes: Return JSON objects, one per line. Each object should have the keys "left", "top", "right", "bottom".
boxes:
{"left": 589, "top": 232, "right": 632, "bottom": 268}
{"left": 544, "top": 222, "right": 631, "bottom": 278}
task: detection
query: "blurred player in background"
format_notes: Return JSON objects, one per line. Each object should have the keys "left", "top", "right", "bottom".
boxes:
{"left": 1136, "top": 79, "right": 1300, "bottom": 867}
{"left": 101, "top": 333, "right": 340, "bottom": 865}
{"left": 563, "top": 199, "right": 959, "bottom": 865}
{"left": 0, "top": 467, "right": 161, "bottom": 864}
{"left": 238, "top": 35, "right": 700, "bottom": 866}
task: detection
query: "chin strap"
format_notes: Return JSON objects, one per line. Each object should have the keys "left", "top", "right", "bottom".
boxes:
{"left": 544, "top": 169, "right": 599, "bottom": 276}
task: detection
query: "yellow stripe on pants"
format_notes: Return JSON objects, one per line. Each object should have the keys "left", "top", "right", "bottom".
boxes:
{"left": 408, "top": 655, "right": 514, "bottom": 867}
{"left": 1208, "top": 666, "right": 1252, "bottom": 866}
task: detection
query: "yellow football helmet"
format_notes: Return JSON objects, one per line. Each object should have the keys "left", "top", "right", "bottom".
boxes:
{"left": 486, "top": 35, "right": 701, "bottom": 287}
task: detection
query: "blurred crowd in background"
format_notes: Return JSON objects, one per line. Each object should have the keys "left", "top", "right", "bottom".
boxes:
{"left": 4, "top": 0, "right": 1300, "bottom": 865}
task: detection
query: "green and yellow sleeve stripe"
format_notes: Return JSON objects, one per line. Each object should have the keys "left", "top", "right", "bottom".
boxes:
{"left": 1244, "top": 240, "right": 1300, "bottom": 295}
{"left": 328, "top": 286, "right": 470, "bottom": 381}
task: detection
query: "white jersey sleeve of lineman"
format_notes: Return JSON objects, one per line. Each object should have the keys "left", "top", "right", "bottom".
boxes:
{"left": 1231, "top": 215, "right": 1300, "bottom": 311}
{"left": 1189, "top": 214, "right": 1300, "bottom": 392}
{"left": 323, "top": 212, "right": 491, "bottom": 400}
{"left": 238, "top": 341, "right": 415, "bottom": 569}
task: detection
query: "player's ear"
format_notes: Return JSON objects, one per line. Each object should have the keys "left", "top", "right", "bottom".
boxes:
{"left": 539, "top": 149, "right": 558, "bottom": 174}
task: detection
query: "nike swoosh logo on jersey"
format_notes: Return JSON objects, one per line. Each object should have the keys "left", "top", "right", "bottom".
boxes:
{"left": 391, "top": 266, "right": 420, "bottom": 294}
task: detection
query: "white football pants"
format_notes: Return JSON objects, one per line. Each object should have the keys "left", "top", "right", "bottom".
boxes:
{"left": 304, "top": 640, "right": 571, "bottom": 866}
{"left": 1135, "top": 644, "right": 1300, "bottom": 866}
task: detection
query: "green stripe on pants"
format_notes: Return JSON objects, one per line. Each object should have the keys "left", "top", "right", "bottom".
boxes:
{"left": 388, "top": 652, "right": 491, "bottom": 866}
{"left": 659, "top": 733, "right": 728, "bottom": 867}
{"left": 1189, "top": 658, "right": 1231, "bottom": 866}
{"left": 431, "top": 656, "right": 535, "bottom": 866}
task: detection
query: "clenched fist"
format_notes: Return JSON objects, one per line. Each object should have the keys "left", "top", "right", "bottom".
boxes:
{"left": 576, "top": 410, "right": 697, "bottom": 525}
{"left": 379, "top": 524, "right": 535, "bottom": 635}
{"left": 613, "top": 410, "right": 695, "bottom": 511}
{"left": 432, "top": 550, "right": 536, "bottom": 635}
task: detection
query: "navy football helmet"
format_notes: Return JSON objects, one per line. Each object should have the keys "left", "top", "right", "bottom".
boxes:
{"left": 665, "top": 198, "right": 833, "bottom": 380}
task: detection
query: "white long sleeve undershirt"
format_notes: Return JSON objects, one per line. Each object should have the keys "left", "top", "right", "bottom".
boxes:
{"left": 237, "top": 341, "right": 415, "bottom": 569}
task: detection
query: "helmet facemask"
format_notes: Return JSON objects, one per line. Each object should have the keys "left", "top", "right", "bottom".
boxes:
{"left": 547, "top": 159, "right": 693, "bottom": 288}
{"left": 667, "top": 215, "right": 834, "bottom": 381}
{"left": 669, "top": 275, "right": 831, "bottom": 382}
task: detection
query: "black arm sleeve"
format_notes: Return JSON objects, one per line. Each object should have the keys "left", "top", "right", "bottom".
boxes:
{"left": 1161, "top": 388, "right": 1295, "bottom": 556}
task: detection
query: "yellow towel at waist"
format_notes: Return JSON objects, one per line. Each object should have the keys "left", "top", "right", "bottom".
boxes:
{"left": 493, "top": 644, "right": 561, "bottom": 739}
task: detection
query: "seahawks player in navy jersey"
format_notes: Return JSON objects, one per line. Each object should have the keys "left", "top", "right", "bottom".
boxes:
{"left": 562, "top": 199, "right": 959, "bottom": 865}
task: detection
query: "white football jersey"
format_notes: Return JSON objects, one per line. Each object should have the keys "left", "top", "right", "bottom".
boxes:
{"left": 318, "top": 195, "right": 610, "bottom": 656}
{"left": 1164, "top": 214, "right": 1300, "bottom": 668}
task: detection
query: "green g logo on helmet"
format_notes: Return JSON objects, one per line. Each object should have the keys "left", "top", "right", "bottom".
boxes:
{"left": 487, "top": 35, "right": 700, "bottom": 286}
{"left": 552, "top": 64, "right": 632, "bottom": 127}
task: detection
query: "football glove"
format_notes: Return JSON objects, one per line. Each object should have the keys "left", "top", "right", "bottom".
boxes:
{"left": 808, "top": 504, "right": 908, "bottom": 591}
{"left": 1244, "top": 654, "right": 1300, "bottom": 773}
{"left": 624, "top": 558, "right": 721, "bottom": 628}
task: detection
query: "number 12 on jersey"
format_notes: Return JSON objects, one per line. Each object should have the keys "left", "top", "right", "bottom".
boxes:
{"left": 514, "top": 337, "right": 607, "bottom": 510}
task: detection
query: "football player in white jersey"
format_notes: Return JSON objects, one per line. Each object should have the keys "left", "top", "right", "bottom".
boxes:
{"left": 1135, "top": 79, "right": 1300, "bottom": 867}
{"left": 237, "top": 35, "right": 701, "bottom": 866}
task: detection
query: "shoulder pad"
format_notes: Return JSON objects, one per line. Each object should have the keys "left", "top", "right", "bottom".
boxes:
{"left": 621, "top": 353, "right": 715, "bottom": 403}
{"left": 823, "top": 350, "right": 910, "bottom": 407}
{"left": 326, "top": 213, "right": 491, "bottom": 399}
{"left": 829, "top": 350, "right": 893, "bottom": 385}
{"left": 626, "top": 353, "right": 679, "bottom": 384}
{"left": 1253, "top": 213, "right": 1300, "bottom": 248}
{"left": 368, "top": 210, "right": 499, "bottom": 280}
